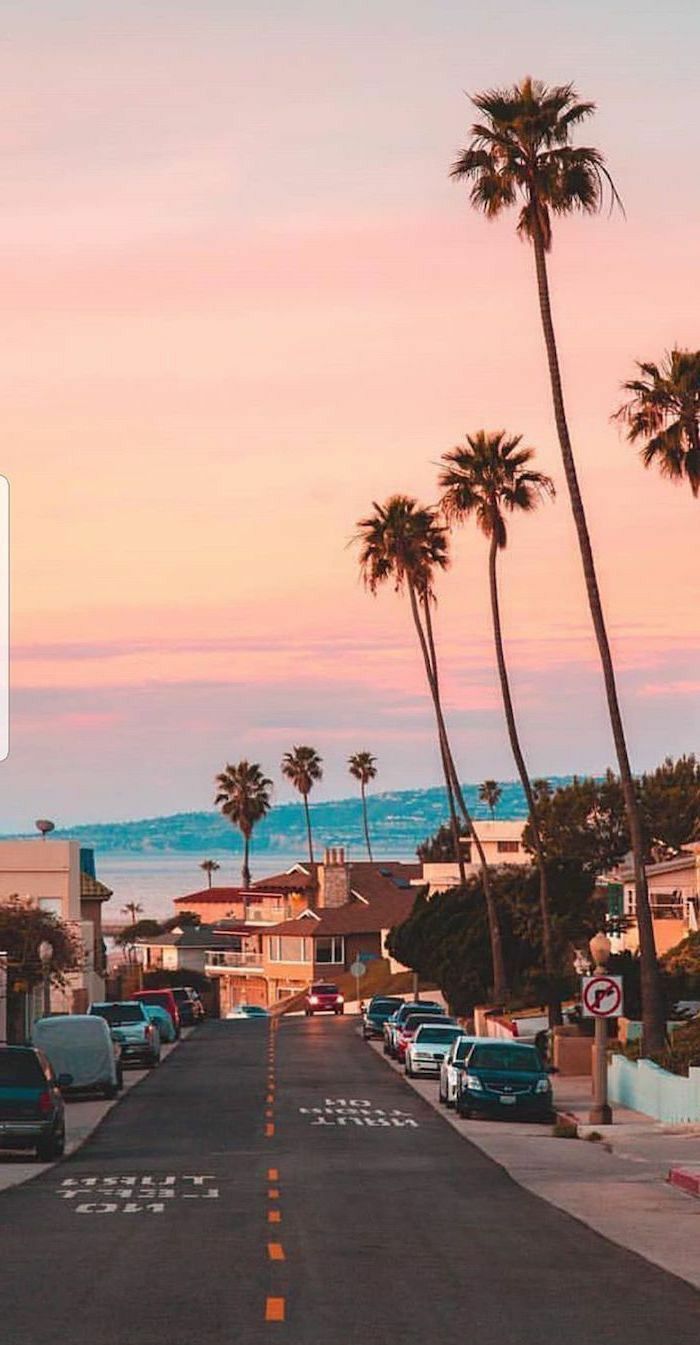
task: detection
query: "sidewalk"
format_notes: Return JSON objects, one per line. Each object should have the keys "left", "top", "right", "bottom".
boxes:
{"left": 0, "top": 1030, "right": 191, "bottom": 1195}
{"left": 370, "top": 1040, "right": 700, "bottom": 1292}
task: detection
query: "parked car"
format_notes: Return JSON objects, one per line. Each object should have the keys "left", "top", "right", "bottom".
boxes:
{"left": 133, "top": 989, "right": 181, "bottom": 1037}
{"left": 438, "top": 1035, "right": 483, "bottom": 1107}
{"left": 395, "top": 1012, "right": 453, "bottom": 1064}
{"left": 361, "top": 995, "right": 403, "bottom": 1040}
{"left": 305, "top": 984, "right": 345, "bottom": 1016}
{"left": 226, "top": 1004, "right": 269, "bottom": 1020}
{"left": 170, "top": 986, "right": 205, "bottom": 1027}
{"left": 404, "top": 1023, "right": 463, "bottom": 1077}
{"left": 384, "top": 1001, "right": 444, "bottom": 1058}
{"left": 0, "top": 1045, "right": 68, "bottom": 1161}
{"left": 455, "top": 1041, "right": 555, "bottom": 1122}
{"left": 142, "top": 1002, "right": 177, "bottom": 1043}
{"left": 89, "top": 1001, "right": 161, "bottom": 1069}
{"left": 32, "top": 1013, "right": 123, "bottom": 1099}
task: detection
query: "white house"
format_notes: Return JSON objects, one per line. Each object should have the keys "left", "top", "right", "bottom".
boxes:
{"left": 419, "top": 820, "right": 530, "bottom": 894}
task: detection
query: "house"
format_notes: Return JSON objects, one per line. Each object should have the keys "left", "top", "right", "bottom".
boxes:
{"left": 616, "top": 843, "right": 700, "bottom": 956}
{"left": 172, "top": 885, "right": 306, "bottom": 926}
{"left": 420, "top": 820, "right": 530, "bottom": 893}
{"left": 0, "top": 839, "right": 112, "bottom": 1014}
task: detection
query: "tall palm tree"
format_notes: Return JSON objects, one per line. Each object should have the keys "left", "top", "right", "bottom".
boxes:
{"left": 348, "top": 751, "right": 378, "bottom": 860}
{"left": 200, "top": 859, "right": 220, "bottom": 889}
{"left": 479, "top": 780, "right": 502, "bottom": 819}
{"left": 354, "top": 494, "right": 508, "bottom": 1000}
{"left": 122, "top": 902, "right": 143, "bottom": 926}
{"left": 439, "top": 430, "right": 556, "bottom": 993}
{"left": 614, "top": 349, "right": 700, "bottom": 497}
{"left": 214, "top": 760, "right": 273, "bottom": 889}
{"left": 281, "top": 746, "right": 323, "bottom": 865}
{"left": 451, "top": 77, "right": 665, "bottom": 1051}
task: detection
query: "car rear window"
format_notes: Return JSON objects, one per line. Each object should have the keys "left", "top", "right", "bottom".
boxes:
{"left": 469, "top": 1046, "right": 541, "bottom": 1072}
{"left": 171, "top": 989, "right": 190, "bottom": 1004}
{"left": 415, "top": 1026, "right": 462, "bottom": 1043}
{"left": 369, "top": 998, "right": 401, "bottom": 1012}
{"left": 312, "top": 985, "right": 338, "bottom": 995}
{"left": 92, "top": 1004, "right": 145, "bottom": 1025}
{"left": 403, "top": 1014, "right": 449, "bottom": 1031}
{"left": 138, "top": 993, "right": 173, "bottom": 1009}
{"left": 0, "top": 1050, "right": 45, "bottom": 1086}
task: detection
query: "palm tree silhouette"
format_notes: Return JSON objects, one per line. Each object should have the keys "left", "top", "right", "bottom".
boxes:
{"left": 355, "top": 494, "right": 507, "bottom": 1000}
{"left": 440, "top": 430, "right": 556, "bottom": 995}
{"left": 214, "top": 761, "right": 272, "bottom": 889}
{"left": 451, "top": 77, "right": 664, "bottom": 1050}
{"left": 348, "top": 752, "right": 378, "bottom": 860}
{"left": 200, "top": 859, "right": 221, "bottom": 889}
{"left": 479, "top": 780, "right": 502, "bottom": 820}
{"left": 614, "top": 349, "right": 700, "bottom": 497}
{"left": 281, "top": 747, "right": 323, "bottom": 866}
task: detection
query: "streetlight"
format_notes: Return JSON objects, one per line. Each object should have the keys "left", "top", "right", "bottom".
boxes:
{"left": 588, "top": 930, "right": 613, "bottom": 1126}
{"left": 38, "top": 940, "right": 53, "bottom": 1018}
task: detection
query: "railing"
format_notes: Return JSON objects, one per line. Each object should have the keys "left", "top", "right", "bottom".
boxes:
{"left": 206, "top": 950, "right": 263, "bottom": 970}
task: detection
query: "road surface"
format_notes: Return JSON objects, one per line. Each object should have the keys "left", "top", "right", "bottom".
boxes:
{"left": 0, "top": 1016, "right": 698, "bottom": 1343}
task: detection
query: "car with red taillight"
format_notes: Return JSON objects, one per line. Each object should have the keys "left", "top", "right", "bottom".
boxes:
{"left": 395, "top": 1012, "right": 455, "bottom": 1063}
{"left": 305, "top": 983, "right": 345, "bottom": 1016}
{"left": 133, "top": 989, "right": 181, "bottom": 1037}
{"left": 90, "top": 1001, "right": 161, "bottom": 1068}
{"left": 0, "top": 1046, "right": 68, "bottom": 1162}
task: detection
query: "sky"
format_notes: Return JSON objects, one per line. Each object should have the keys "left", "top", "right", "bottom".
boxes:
{"left": 1, "top": 0, "right": 698, "bottom": 829}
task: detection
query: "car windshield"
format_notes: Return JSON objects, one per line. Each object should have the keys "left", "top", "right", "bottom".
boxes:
{"left": 468, "top": 1046, "right": 542, "bottom": 1072}
{"left": 415, "top": 1026, "right": 462, "bottom": 1043}
{"left": 404, "top": 1015, "right": 449, "bottom": 1032}
{"left": 92, "top": 1004, "right": 144, "bottom": 1025}
{"left": 399, "top": 1003, "right": 440, "bottom": 1019}
{"left": 312, "top": 986, "right": 337, "bottom": 995}
{"left": 369, "top": 999, "right": 401, "bottom": 1013}
{"left": 0, "top": 1051, "right": 45, "bottom": 1086}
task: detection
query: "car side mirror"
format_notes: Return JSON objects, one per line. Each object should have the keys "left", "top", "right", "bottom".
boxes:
{"left": 57, "top": 1073, "right": 73, "bottom": 1088}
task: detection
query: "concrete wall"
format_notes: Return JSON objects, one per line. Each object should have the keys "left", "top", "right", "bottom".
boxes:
{"left": 608, "top": 1055, "right": 700, "bottom": 1123}
{"left": 0, "top": 839, "right": 82, "bottom": 921}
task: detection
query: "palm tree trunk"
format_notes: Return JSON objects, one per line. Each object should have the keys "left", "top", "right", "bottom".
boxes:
{"left": 488, "top": 530, "right": 558, "bottom": 1018}
{"left": 361, "top": 781, "right": 373, "bottom": 861}
{"left": 303, "top": 793, "right": 315, "bottom": 866}
{"left": 531, "top": 219, "right": 664, "bottom": 1053}
{"left": 410, "top": 585, "right": 509, "bottom": 1002}
{"left": 241, "top": 833, "right": 251, "bottom": 891}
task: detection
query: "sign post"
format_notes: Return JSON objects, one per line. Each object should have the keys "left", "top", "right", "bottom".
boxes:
{"left": 582, "top": 932, "right": 621, "bottom": 1126}
{"left": 348, "top": 958, "right": 366, "bottom": 1008}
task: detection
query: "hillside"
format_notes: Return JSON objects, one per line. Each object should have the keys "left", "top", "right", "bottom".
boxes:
{"left": 3, "top": 779, "right": 573, "bottom": 855}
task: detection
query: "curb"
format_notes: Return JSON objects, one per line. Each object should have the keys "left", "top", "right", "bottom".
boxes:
{"left": 667, "top": 1166, "right": 700, "bottom": 1198}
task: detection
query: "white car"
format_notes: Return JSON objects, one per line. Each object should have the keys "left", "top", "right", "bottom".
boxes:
{"left": 225, "top": 1004, "right": 269, "bottom": 1020}
{"left": 438, "top": 1035, "right": 483, "bottom": 1107}
{"left": 405, "top": 1023, "right": 464, "bottom": 1078}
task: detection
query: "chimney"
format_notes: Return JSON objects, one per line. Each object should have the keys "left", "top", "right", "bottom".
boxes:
{"left": 318, "top": 846, "right": 350, "bottom": 909}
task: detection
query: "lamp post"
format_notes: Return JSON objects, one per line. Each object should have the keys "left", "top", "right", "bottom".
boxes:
{"left": 588, "top": 930, "right": 613, "bottom": 1126}
{"left": 38, "top": 939, "right": 54, "bottom": 1018}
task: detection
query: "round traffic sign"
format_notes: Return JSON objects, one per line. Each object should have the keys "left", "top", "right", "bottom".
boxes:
{"left": 349, "top": 960, "right": 366, "bottom": 979}
{"left": 582, "top": 975, "right": 622, "bottom": 1017}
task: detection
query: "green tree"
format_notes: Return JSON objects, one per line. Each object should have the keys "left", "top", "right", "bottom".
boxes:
{"left": 281, "top": 746, "right": 323, "bottom": 865}
{"left": 640, "top": 756, "right": 700, "bottom": 855}
{"left": 440, "top": 430, "right": 557, "bottom": 994}
{"left": 479, "top": 779, "right": 502, "bottom": 819}
{"left": 200, "top": 859, "right": 221, "bottom": 889}
{"left": 114, "top": 918, "right": 162, "bottom": 948}
{"left": 451, "top": 77, "right": 664, "bottom": 1052}
{"left": 417, "top": 820, "right": 471, "bottom": 862}
{"left": 614, "top": 350, "right": 700, "bottom": 497}
{"left": 525, "top": 773, "right": 629, "bottom": 877}
{"left": 0, "top": 899, "right": 84, "bottom": 1040}
{"left": 348, "top": 751, "right": 378, "bottom": 860}
{"left": 214, "top": 760, "right": 273, "bottom": 888}
{"left": 355, "top": 495, "right": 507, "bottom": 999}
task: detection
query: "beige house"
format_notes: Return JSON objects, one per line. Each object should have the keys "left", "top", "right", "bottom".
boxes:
{"left": 617, "top": 843, "right": 700, "bottom": 956}
{"left": 420, "top": 820, "right": 530, "bottom": 894}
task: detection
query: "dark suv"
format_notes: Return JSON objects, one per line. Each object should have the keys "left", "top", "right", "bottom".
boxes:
{"left": 305, "top": 983, "right": 345, "bottom": 1016}
{"left": 0, "top": 1046, "right": 67, "bottom": 1161}
{"left": 171, "top": 987, "right": 205, "bottom": 1027}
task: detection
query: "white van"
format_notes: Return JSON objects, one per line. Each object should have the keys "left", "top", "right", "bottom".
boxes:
{"left": 32, "top": 1014, "right": 123, "bottom": 1099}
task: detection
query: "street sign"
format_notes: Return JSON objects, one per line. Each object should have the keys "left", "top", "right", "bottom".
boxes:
{"left": 349, "top": 960, "right": 366, "bottom": 979}
{"left": 581, "top": 974, "right": 623, "bottom": 1018}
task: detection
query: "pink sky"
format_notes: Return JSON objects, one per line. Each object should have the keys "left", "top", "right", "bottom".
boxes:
{"left": 1, "top": 1, "right": 698, "bottom": 827}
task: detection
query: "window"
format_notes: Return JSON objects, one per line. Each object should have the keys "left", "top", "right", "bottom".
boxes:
{"left": 315, "top": 936, "right": 344, "bottom": 964}
{"left": 497, "top": 840, "right": 520, "bottom": 854}
{"left": 268, "top": 936, "right": 311, "bottom": 963}
{"left": 38, "top": 897, "right": 63, "bottom": 917}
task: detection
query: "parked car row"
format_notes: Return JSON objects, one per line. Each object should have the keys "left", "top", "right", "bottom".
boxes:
{"left": 362, "top": 995, "right": 556, "bottom": 1124}
{"left": 0, "top": 984, "right": 205, "bottom": 1164}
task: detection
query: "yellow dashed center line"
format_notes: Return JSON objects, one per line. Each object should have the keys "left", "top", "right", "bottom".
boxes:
{"left": 268, "top": 1187, "right": 280, "bottom": 1200}
{"left": 268, "top": 1209, "right": 281, "bottom": 1224}
{"left": 265, "top": 1297, "right": 285, "bottom": 1322}
{"left": 268, "top": 1168, "right": 278, "bottom": 1181}
{"left": 267, "top": 1242, "right": 285, "bottom": 1261}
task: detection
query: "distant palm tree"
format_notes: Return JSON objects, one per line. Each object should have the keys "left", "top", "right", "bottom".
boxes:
{"left": 281, "top": 746, "right": 323, "bottom": 865}
{"left": 440, "top": 430, "right": 556, "bottom": 989}
{"left": 614, "top": 349, "right": 700, "bottom": 497}
{"left": 354, "top": 494, "right": 508, "bottom": 1001}
{"left": 214, "top": 761, "right": 273, "bottom": 888}
{"left": 349, "top": 752, "right": 378, "bottom": 860}
{"left": 451, "top": 77, "right": 665, "bottom": 1052}
{"left": 479, "top": 780, "right": 502, "bottom": 820}
{"left": 122, "top": 902, "right": 143, "bottom": 926}
{"left": 200, "top": 859, "right": 221, "bottom": 889}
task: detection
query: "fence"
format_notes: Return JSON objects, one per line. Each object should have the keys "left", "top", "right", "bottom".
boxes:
{"left": 608, "top": 1054, "right": 700, "bottom": 1123}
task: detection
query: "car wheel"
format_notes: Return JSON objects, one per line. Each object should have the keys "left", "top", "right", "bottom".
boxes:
{"left": 102, "top": 1081, "right": 118, "bottom": 1100}
{"left": 116, "top": 1065, "right": 124, "bottom": 1090}
{"left": 148, "top": 1052, "right": 159, "bottom": 1069}
{"left": 405, "top": 1061, "right": 413, "bottom": 1077}
{"left": 36, "top": 1127, "right": 65, "bottom": 1162}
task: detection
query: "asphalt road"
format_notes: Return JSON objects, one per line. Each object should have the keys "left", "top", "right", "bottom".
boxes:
{"left": 0, "top": 1016, "right": 698, "bottom": 1344}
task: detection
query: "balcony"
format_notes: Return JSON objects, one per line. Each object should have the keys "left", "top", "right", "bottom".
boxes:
{"left": 205, "top": 949, "right": 264, "bottom": 974}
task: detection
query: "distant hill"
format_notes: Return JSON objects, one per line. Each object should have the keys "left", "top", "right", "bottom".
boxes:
{"left": 4, "top": 779, "right": 574, "bottom": 856}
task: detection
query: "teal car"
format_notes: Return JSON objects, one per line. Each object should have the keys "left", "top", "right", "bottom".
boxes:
{"left": 455, "top": 1041, "right": 554, "bottom": 1122}
{"left": 361, "top": 995, "right": 403, "bottom": 1041}
{"left": 142, "top": 1003, "right": 177, "bottom": 1043}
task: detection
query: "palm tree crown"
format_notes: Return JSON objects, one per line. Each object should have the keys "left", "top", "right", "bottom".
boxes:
{"left": 281, "top": 746, "right": 323, "bottom": 799}
{"left": 214, "top": 760, "right": 273, "bottom": 888}
{"left": 439, "top": 430, "right": 554, "bottom": 544}
{"left": 355, "top": 494, "right": 449, "bottom": 599}
{"left": 450, "top": 76, "right": 621, "bottom": 251}
{"left": 614, "top": 349, "right": 700, "bottom": 497}
{"left": 348, "top": 751, "right": 377, "bottom": 788}
{"left": 200, "top": 859, "right": 221, "bottom": 889}
{"left": 479, "top": 780, "right": 502, "bottom": 819}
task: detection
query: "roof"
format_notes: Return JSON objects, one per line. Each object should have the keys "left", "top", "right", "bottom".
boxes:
{"left": 174, "top": 887, "right": 287, "bottom": 906}
{"left": 136, "top": 924, "right": 243, "bottom": 950}
{"left": 250, "top": 865, "right": 316, "bottom": 893}
{"left": 620, "top": 848, "right": 700, "bottom": 880}
{"left": 80, "top": 872, "right": 113, "bottom": 901}
{"left": 268, "top": 887, "right": 419, "bottom": 938}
